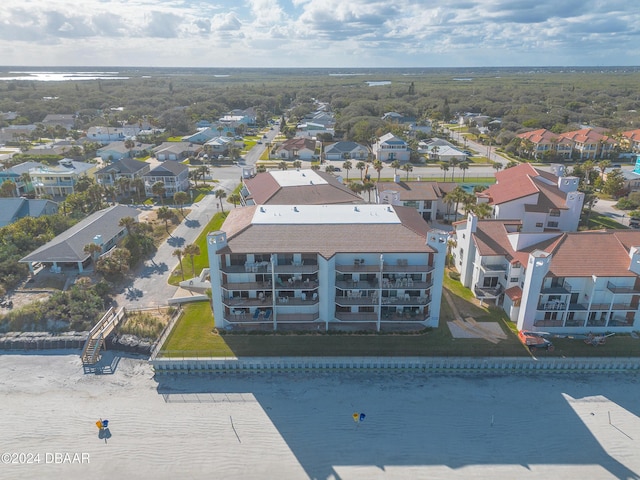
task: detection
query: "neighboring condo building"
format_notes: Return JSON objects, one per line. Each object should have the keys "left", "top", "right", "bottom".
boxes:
{"left": 454, "top": 214, "right": 640, "bottom": 334}
{"left": 476, "top": 163, "right": 584, "bottom": 232}
{"left": 240, "top": 169, "right": 364, "bottom": 206}
{"left": 207, "top": 204, "right": 447, "bottom": 332}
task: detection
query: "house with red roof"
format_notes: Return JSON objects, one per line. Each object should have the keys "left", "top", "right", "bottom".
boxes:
{"left": 517, "top": 128, "right": 614, "bottom": 160}
{"left": 620, "top": 129, "right": 640, "bottom": 153}
{"left": 476, "top": 163, "right": 584, "bottom": 233}
{"left": 453, "top": 214, "right": 640, "bottom": 334}
{"left": 275, "top": 138, "right": 317, "bottom": 160}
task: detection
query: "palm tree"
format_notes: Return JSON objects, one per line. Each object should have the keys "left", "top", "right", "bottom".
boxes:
{"left": 278, "top": 161, "right": 288, "bottom": 171}
{"left": 597, "top": 160, "right": 611, "bottom": 179}
{"left": 173, "top": 191, "right": 188, "bottom": 217}
{"left": 505, "top": 160, "right": 519, "bottom": 169}
{"left": 449, "top": 158, "right": 460, "bottom": 181}
{"left": 449, "top": 186, "right": 467, "bottom": 221}
{"left": 356, "top": 161, "right": 366, "bottom": 180}
{"left": 492, "top": 162, "right": 503, "bottom": 174}
{"left": 189, "top": 169, "right": 199, "bottom": 188}
{"left": 197, "top": 165, "right": 210, "bottom": 185}
{"left": 105, "top": 185, "right": 118, "bottom": 205}
{"left": 132, "top": 177, "right": 145, "bottom": 202}
{"left": 83, "top": 242, "right": 102, "bottom": 262}
{"left": 117, "top": 176, "right": 131, "bottom": 198}
{"left": 458, "top": 161, "right": 470, "bottom": 182}
{"left": 373, "top": 160, "right": 383, "bottom": 182}
{"left": 292, "top": 160, "right": 302, "bottom": 169}
{"left": 446, "top": 237, "right": 457, "bottom": 267}
{"left": 20, "top": 172, "right": 31, "bottom": 195}
{"left": 401, "top": 163, "right": 413, "bottom": 181}
{"left": 430, "top": 145, "right": 440, "bottom": 162}
{"left": 183, "top": 243, "right": 201, "bottom": 278}
{"left": 0, "top": 180, "right": 16, "bottom": 197}
{"left": 362, "top": 181, "right": 376, "bottom": 203}
{"left": 439, "top": 162, "right": 449, "bottom": 181}
{"left": 342, "top": 160, "right": 352, "bottom": 180}
{"left": 325, "top": 165, "right": 335, "bottom": 174}
{"left": 151, "top": 181, "right": 166, "bottom": 205}
{"left": 228, "top": 193, "right": 241, "bottom": 208}
{"left": 118, "top": 216, "right": 137, "bottom": 236}
{"left": 472, "top": 202, "right": 493, "bottom": 219}
{"left": 172, "top": 248, "right": 185, "bottom": 281}
{"left": 157, "top": 206, "right": 173, "bottom": 233}
{"left": 349, "top": 181, "right": 364, "bottom": 198}
{"left": 214, "top": 189, "right": 227, "bottom": 213}
{"left": 390, "top": 160, "right": 401, "bottom": 177}
{"left": 124, "top": 139, "right": 135, "bottom": 157}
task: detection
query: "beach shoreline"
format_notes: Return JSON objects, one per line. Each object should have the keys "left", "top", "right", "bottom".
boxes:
{"left": 1, "top": 352, "right": 639, "bottom": 480}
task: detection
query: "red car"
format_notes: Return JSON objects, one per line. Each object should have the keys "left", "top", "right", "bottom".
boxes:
{"left": 518, "top": 331, "right": 555, "bottom": 352}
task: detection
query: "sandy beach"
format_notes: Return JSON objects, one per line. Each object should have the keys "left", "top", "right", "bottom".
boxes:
{"left": 1, "top": 352, "right": 639, "bottom": 480}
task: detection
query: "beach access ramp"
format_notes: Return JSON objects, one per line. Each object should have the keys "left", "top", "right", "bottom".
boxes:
{"left": 81, "top": 306, "right": 125, "bottom": 366}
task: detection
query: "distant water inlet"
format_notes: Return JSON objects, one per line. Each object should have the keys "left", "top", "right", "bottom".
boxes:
{"left": 366, "top": 81, "right": 391, "bottom": 86}
{"left": 0, "top": 71, "right": 130, "bottom": 81}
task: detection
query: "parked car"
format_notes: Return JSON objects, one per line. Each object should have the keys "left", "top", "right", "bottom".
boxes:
{"left": 518, "top": 331, "right": 554, "bottom": 352}
{"left": 333, "top": 167, "right": 342, "bottom": 172}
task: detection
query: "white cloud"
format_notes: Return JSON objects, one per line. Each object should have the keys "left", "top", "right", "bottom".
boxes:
{"left": 0, "top": 0, "right": 639, "bottom": 67}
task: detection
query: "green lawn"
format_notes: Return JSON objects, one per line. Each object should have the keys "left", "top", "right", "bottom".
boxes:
{"left": 160, "top": 263, "right": 640, "bottom": 359}
{"left": 585, "top": 213, "right": 627, "bottom": 230}
{"left": 168, "top": 211, "right": 228, "bottom": 285}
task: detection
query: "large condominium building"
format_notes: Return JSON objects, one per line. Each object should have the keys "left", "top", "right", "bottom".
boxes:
{"left": 454, "top": 214, "right": 640, "bottom": 334}
{"left": 206, "top": 204, "right": 447, "bottom": 332}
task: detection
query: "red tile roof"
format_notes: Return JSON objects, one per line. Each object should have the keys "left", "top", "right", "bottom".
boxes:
{"left": 560, "top": 128, "right": 614, "bottom": 145}
{"left": 471, "top": 221, "right": 640, "bottom": 278}
{"left": 505, "top": 286, "right": 522, "bottom": 301}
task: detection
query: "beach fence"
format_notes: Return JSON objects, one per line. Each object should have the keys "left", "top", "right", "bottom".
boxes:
{"left": 150, "top": 355, "right": 640, "bottom": 374}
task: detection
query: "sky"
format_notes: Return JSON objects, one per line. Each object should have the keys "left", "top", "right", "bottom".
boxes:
{"left": 1, "top": 0, "right": 640, "bottom": 68}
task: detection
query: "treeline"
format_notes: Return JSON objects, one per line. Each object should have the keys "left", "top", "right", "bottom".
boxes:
{"left": 2, "top": 69, "right": 640, "bottom": 142}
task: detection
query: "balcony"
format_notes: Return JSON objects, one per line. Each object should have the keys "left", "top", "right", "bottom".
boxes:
{"left": 335, "top": 261, "right": 432, "bottom": 275}
{"left": 478, "top": 261, "right": 507, "bottom": 273}
{"left": 540, "top": 283, "right": 571, "bottom": 294}
{"left": 537, "top": 300, "right": 567, "bottom": 311}
{"left": 335, "top": 294, "right": 430, "bottom": 307}
{"left": 606, "top": 281, "right": 640, "bottom": 294}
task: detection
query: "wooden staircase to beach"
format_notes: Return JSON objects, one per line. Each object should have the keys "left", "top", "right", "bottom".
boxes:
{"left": 81, "top": 306, "right": 125, "bottom": 365}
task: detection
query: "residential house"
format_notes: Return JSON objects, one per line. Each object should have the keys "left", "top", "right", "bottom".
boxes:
{"left": 423, "top": 145, "right": 467, "bottom": 163}
{"left": 29, "top": 159, "right": 96, "bottom": 197}
{"left": 206, "top": 204, "right": 447, "bottom": 331}
{"left": 20, "top": 205, "right": 140, "bottom": 273}
{"left": 376, "top": 181, "right": 457, "bottom": 222}
{"left": 516, "top": 128, "right": 614, "bottom": 160}
{"left": 476, "top": 163, "right": 584, "bottom": 233}
{"left": 516, "top": 129, "right": 573, "bottom": 160}
{"left": 95, "top": 158, "right": 150, "bottom": 189}
{"left": 373, "top": 133, "right": 411, "bottom": 162}
{"left": 0, "top": 198, "right": 58, "bottom": 227}
{"left": 323, "top": 141, "right": 368, "bottom": 161}
{"left": 97, "top": 141, "right": 153, "bottom": 162}
{"left": 41, "top": 114, "right": 76, "bottom": 131}
{"left": 381, "top": 112, "right": 416, "bottom": 124}
{"left": 453, "top": 214, "right": 640, "bottom": 334}
{"left": 0, "top": 125, "right": 37, "bottom": 144}
{"left": 143, "top": 161, "right": 189, "bottom": 197}
{"left": 417, "top": 138, "right": 457, "bottom": 154}
{"left": 203, "top": 136, "right": 233, "bottom": 158}
{"left": 0, "top": 161, "right": 43, "bottom": 195}
{"left": 218, "top": 108, "right": 257, "bottom": 129}
{"left": 560, "top": 128, "right": 615, "bottom": 160}
{"left": 153, "top": 142, "right": 200, "bottom": 161}
{"left": 620, "top": 129, "right": 640, "bottom": 153}
{"left": 182, "top": 127, "right": 221, "bottom": 145}
{"left": 241, "top": 169, "right": 364, "bottom": 206}
{"left": 276, "top": 138, "right": 317, "bottom": 160}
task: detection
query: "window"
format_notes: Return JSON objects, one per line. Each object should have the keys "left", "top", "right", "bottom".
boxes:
{"left": 510, "top": 277, "right": 519, "bottom": 283}
{"left": 483, "top": 277, "right": 498, "bottom": 288}
{"left": 536, "top": 222, "right": 543, "bottom": 228}
{"left": 550, "top": 209, "right": 560, "bottom": 217}
{"left": 547, "top": 221, "right": 559, "bottom": 228}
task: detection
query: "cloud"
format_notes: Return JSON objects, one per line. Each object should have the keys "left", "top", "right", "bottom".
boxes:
{"left": 0, "top": 0, "right": 639, "bottom": 67}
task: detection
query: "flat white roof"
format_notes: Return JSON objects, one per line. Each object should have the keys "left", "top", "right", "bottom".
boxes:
{"left": 269, "top": 169, "right": 327, "bottom": 187}
{"left": 251, "top": 204, "right": 400, "bottom": 225}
